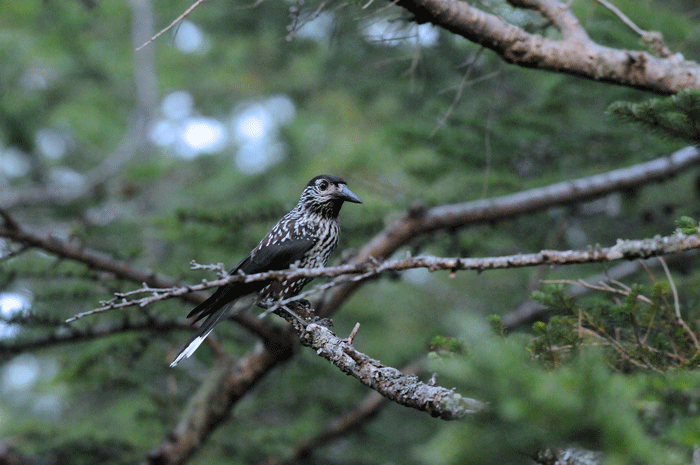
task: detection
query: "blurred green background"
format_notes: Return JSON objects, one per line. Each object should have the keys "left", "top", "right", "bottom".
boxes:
{"left": 2, "top": 1, "right": 700, "bottom": 464}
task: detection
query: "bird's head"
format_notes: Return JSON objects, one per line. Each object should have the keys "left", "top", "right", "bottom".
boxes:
{"left": 300, "top": 174, "right": 362, "bottom": 218}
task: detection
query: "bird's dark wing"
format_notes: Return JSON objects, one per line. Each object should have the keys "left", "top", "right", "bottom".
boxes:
{"left": 187, "top": 237, "right": 316, "bottom": 322}
{"left": 170, "top": 237, "right": 315, "bottom": 366}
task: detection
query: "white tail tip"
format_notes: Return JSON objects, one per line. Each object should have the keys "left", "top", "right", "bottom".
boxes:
{"left": 170, "top": 336, "right": 205, "bottom": 367}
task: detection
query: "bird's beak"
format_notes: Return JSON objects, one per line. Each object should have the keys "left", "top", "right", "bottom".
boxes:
{"left": 336, "top": 184, "right": 362, "bottom": 204}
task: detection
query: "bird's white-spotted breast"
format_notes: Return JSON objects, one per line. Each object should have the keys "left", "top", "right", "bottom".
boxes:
{"left": 259, "top": 213, "right": 340, "bottom": 299}
{"left": 170, "top": 175, "right": 361, "bottom": 366}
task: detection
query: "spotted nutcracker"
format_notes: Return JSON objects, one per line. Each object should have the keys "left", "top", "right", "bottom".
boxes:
{"left": 170, "top": 174, "right": 362, "bottom": 366}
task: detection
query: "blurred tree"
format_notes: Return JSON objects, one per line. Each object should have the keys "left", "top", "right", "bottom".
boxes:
{"left": 1, "top": 0, "right": 700, "bottom": 464}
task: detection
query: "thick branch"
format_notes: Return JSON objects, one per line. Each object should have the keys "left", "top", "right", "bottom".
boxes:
{"left": 299, "top": 322, "right": 485, "bottom": 419}
{"left": 318, "top": 146, "right": 700, "bottom": 314}
{"left": 385, "top": 146, "right": 700, "bottom": 239}
{"left": 394, "top": 0, "right": 700, "bottom": 94}
{"left": 271, "top": 305, "right": 485, "bottom": 421}
{"left": 264, "top": 363, "right": 421, "bottom": 464}
{"left": 147, "top": 332, "right": 298, "bottom": 465}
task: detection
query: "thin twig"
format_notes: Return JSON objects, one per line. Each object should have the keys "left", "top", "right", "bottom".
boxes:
{"left": 542, "top": 279, "right": 653, "bottom": 304}
{"left": 67, "top": 232, "right": 700, "bottom": 323}
{"left": 430, "top": 48, "right": 485, "bottom": 138}
{"left": 65, "top": 283, "right": 197, "bottom": 323}
{"left": 579, "top": 327, "right": 664, "bottom": 373}
{"left": 658, "top": 257, "right": 681, "bottom": 321}
{"left": 594, "top": 0, "right": 672, "bottom": 57}
{"left": 190, "top": 260, "right": 228, "bottom": 278}
{"left": 436, "top": 71, "right": 503, "bottom": 95}
{"left": 594, "top": 0, "right": 645, "bottom": 36}
{"left": 0, "top": 318, "right": 191, "bottom": 355}
{"left": 347, "top": 322, "right": 361, "bottom": 345}
{"left": 659, "top": 257, "right": 700, "bottom": 354}
{"left": 135, "top": 0, "right": 207, "bottom": 51}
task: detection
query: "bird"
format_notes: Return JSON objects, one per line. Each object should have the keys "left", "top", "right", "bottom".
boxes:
{"left": 170, "top": 174, "right": 362, "bottom": 366}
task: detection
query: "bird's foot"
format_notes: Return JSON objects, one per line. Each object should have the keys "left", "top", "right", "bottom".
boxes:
{"left": 311, "top": 316, "right": 333, "bottom": 328}
{"left": 280, "top": 305, "right": 307, "bottom": 325}
{"left": 286, "top": 299, "right": 315, "bottom": 321}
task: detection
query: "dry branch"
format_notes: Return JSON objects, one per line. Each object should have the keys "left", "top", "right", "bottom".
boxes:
{"left": 297, "top": 321, "right": 485, "bottom": 419}
{"left": 68, "top": 230, "right": 700, "bottom": 323}
{"left": 136, "top": 0, "right": 206, "bottom": 51}
{"left": 394, "top": 0, "right": 700, "bottom": 94}
{"left": 503, "top": 250, "right": 700, "bottom": 329}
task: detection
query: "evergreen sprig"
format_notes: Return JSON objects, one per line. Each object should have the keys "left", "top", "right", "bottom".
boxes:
{"left": 529, "top": 282, "right": 700, "bottom": 372}
{"left": 676, "top": 216, "right": 699, "bottom": 235}
{"left": 608, "top": 89, "right": 700, "bottom": 143}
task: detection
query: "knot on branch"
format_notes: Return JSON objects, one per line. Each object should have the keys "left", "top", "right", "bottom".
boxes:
{"left": 0, "top": 209, "right": 19, "bottom": 231}
{"left": 408, "top": 201, "right": 427, "bottom": 219}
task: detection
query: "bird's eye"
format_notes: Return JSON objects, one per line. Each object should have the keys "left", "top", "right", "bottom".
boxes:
{"left": 318, "top": 180, "right": 329, "bottom": 191}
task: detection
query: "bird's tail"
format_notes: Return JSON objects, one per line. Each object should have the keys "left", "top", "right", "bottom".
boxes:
{"left": 170, "top": 300, "right": 233, "bottom": 367}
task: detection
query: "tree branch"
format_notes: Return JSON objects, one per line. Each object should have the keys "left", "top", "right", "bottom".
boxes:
{"left": 0, "top": 211, "right": 282, "bottom": 345}
{"left": 394, "top": 0, "right": 699, "bottom": 94}
{"left": 265, "top": 303, "right": 486, "bottom": 421}
{"left": 502, "top": 250, "right": 700, "bottom": 329}
{"left": 263, "top": 363, "right": 422, "bottom": 465}
{"left": 136, "top": 0, "right": 206, "bottom": 51}
{"left": 317, "top": 145, "right": 700, "bottom": 314}
{"left": 0, "top": 0, "right": 158, "bottom": 211}
{"left": 0, "top": 317, "right": 191, "bottom": 356}
{"left": 71, "top": 230, "right": 700, "bottom": 323}
{"left": 297, "top": 321, "right": 485, "bottom": 419}
{"left": 147, "top": 333, "right": 298, "bottom": 465}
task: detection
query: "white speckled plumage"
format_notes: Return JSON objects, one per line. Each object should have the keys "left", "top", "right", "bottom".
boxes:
{"left": 170, "top": 175, "right": 361, "bottom": 366}
{"left": 256, "top": 209, "right": 340, "bottom": 299}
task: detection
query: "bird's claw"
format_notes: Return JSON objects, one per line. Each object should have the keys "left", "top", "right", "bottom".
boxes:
{"left": 311, "top": 316, "right": 333, "bottom": 327}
